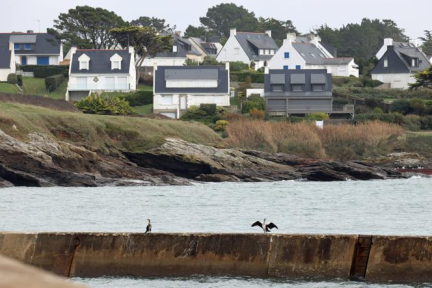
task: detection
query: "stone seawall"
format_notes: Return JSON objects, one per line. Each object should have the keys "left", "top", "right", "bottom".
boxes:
{"left": 0, "top": 232, "right": 431, "bottom": 283}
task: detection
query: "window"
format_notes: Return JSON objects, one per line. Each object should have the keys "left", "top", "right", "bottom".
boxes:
{"left": 310, "top": 53, "right": 316, "bottom": 58}
{"left": 300, "top": 53, "right": 306, "bottom": 57}
{"left": 272, "top": 85, "right": 283, "bottom": 92}
{"left": 25, "top": 44, "right": 31, "bottom": 50}
{"left": 270, "top": 50, "right": 275, "bottom": 55}
{"left": 284, "top": 52, "right": 290, "bottom": 59}
{"left": 265, "top": 49, "right": 269, "bottom": 55}
{"left": 160, "top": 95, "right": 174, "bottom": 105}
{"left": 173, "top": 45, "right": 178, "bottom": 53}
{"left": 383, "top": 58, "right": 388, "bottom": 68}
{"left": 234, "top": 48, "right": 240, "bottom": 55}
{"left": 79, "top": 61, "right": 89, "bottom": 70}
{"left": 292, "top": 84, "right": 304, "bottom": 92}
{"left": 14, "top": 43, "right": 20, "bottom": 50}
{"left": 312, "top": 84, "right": 324, "bottom": 92}
{"left": 412, "top": 58, "right": 418, "bottom": 67}
{"left": 259, "top": 49, "right": 264, "bottom": 55}
{"left": 296, "top": 65, "right": 301, "bottom": 70}
{"left": 112, "top": 61, "right": 121, "bottom": 70}
{"left": 283, "top": 65, "right": 289, "bottom": 70}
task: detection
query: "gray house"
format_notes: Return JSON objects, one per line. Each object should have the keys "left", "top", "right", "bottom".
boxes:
{"left": 264, "top": 68, "right": 354, "bottom": 118}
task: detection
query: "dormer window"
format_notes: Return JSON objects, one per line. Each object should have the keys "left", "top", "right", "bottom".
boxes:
{"left": 110, "top": 53, "right": 123, "bottom": 70}
{"left": 411, "top": 58, "right": 418, "bottom": 67}
{"left": 384, "top": 58, "right": 388, "bottom": 68}
{"left": 78, "top": 54, "right": 90, "bottom": 70}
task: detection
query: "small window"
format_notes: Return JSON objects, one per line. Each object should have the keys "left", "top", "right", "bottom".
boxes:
{"left": 300, "top": 53, "right": 306, "bottom": 57}
{"left": 234, "top": 48, "right": 240, "bottom": 55}
{"left": 272, "top": 85, "right": 283, "bottom": 92}
{"left": 259, "top": 49, "right": 264, "bottom": 55}
{"left": 296, "top": 65, "right": 301, "bottom": 70}
{"left": 24, "top": 44, "right": 31, "bottom": 50}
{"left": 79, "top": 61, "right": 89, "bottom": 70}
{"left": 384, "top": 59, "right": 388, "bottom": 68}
{"left": 292, "top": 84, "right": 304, "bottom": 92}
{"left": 283, "top": 65, "right": 289, "bottom": 70}
{"left": 284, "top": 52, "right": 290, "bottom": 59}
{"left": 173, "top": 46, "right": 178, "bottom": 53}
{"left": 312, "top": 84, "right": 324, "bottom": 92}
{"left": 310, "top": 53, "right": 316, "bottom": 58}
{"left": 112, "top": 61, "right": 120, "bottom": 70}
{"left": 411, "top": 58, "right": 418, "bottom": 67}
{"left": 265, "top": 49, "right": 269, "bottom": 55}
{"left": 14, "top": 43, "right": 20, "bottom": 50}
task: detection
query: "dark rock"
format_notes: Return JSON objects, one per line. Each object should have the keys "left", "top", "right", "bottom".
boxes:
{"left": 196, "top": 174, "right": 241, "bottom": 182}
{"left": 0, "top": 177, "right": 13, "bottom": 188}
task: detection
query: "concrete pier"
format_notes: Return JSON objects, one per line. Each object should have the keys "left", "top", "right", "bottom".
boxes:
{"left": 0, "top": 232, "right": 431, "bottom": 283}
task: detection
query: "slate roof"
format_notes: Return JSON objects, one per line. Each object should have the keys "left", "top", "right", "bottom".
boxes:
{"left": 371, "top": 43, "right": 431, "bottom": 74}
{"left": 71, "top": 50, "right": 131, "bottom": 74}
{"left": 190, "top": 37, "right": 218, "bottom": 55}
{"left": 153, "top": 34, "right": 200, "bottom": 58}
{"left": 0, "top": 33, "right": 61, "bottom": 55}
{"left": 208, "top": 36, "right": 221, "bottom": 43}
{"left": 235, "top": 32, "right": 279, "bottom": 61}
{"left": 292, "top": 43, "right": 353, "bottom": 66}
{"left": 155, "top": 66, "right": 229, "bottom": 94}
{"left": 0, "top": 44, "right": 11, "bottom": 68}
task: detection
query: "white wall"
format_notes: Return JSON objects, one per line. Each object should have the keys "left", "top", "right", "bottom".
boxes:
{"left": 15, "top": 55, "right": 60, "bottom": 65}
{"left": 141, "top": 57, "right": 186, "bottom": 67}
{"left": 216, "top": 36, "right": 250, "bottom": 64}
{"left": 0, "top": 69, "right": 13, "bottom": 81}
{"left": 372, "top": 73, "right": 416, "bottom": 89}
{"left": 268, "top": 39, "right": 306, "bottom": 69}
{"left": 246, "top": 89, "right": 264, "bottom": 97}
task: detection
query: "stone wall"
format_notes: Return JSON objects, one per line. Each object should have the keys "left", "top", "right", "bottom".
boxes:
{"left": 1, "top": 232, "right": 432, "bottom": 283}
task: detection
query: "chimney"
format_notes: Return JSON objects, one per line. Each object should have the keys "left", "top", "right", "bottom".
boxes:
{"left": 265, "top": 30, "right": 272, "bottom": 38}
{"left": 309, "top": 33, "right": 321, "bottom": 45}
{"left": 70, "top": 46, "right": 77, "bottom": 55}
{"left": 384, "top": 38, "right": 393, "bottom": 48}
{"left": 27, "top": 30, "right": 34, "bottom": 33}
{"left": 230, "top": 28, "right": 237, "bottom": 37}
{"left": 128, "top": 46, "right": 135, "bottom": 54}
{"left": 175, "top": 31, "right": 182, "bottom": 36}
{"left": 285, "top": 33, "right": 297, "bottom": 44}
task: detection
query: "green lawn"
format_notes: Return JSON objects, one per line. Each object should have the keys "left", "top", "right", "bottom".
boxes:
{"left": 21, "top": 77, "right": 67, "bottom": 100}
{"left": 137, "top": 84, "right": 153, "bottom": 91}
{"left": 133, "top": 104, "right": 153, "bottom": 115}
{"left": 0, "top": 83, "right": 19, "bottom": 94}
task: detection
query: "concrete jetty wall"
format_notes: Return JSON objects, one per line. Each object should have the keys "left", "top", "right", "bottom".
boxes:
{"left": 0, "top": 232, "right": 432, "bottom": 283}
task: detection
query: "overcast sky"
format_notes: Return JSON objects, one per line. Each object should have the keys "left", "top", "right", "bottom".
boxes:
{"left": 2, "top": 0, "right": 431, "bottom": 40}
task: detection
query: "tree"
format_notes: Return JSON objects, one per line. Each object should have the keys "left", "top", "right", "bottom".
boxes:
{"left": 184, "top": 25, "right": 210, "bottom": 38}
{"left": 257, "top": 17, "right": 298, "bottom": 45}
{"left": 420, "top": 30, "right": 432, "bottom": 56}
{"left": 131, "top": 16, "right": 176, "bottom": 33}
{"left": 53, "top": 6, "right": 125, "bottom": 49}
{"left": 111, "top": 26, "right": 173, "bottom": 85}
{"left": 410, "top": 66, "right": 432, "bottom": 90}
{"left": 199, "top": 3, "right": 259, "bottom": 38}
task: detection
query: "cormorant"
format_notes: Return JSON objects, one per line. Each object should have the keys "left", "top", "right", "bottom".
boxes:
{"left": 146, "top": 219, "right": 152, "bottom": 233}
{"left": 252, "top": 219, "right": 278, "bottom": 233}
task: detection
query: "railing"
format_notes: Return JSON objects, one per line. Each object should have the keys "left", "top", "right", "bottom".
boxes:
{"left": 268, "top": 104, "right": 355, "bottom": 115}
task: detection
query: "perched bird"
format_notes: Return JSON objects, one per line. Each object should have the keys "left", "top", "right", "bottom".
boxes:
{"left": 145, "top": 219, "right": 152, "bottom": 234}
{"left": 252, "top": 219, "right": 278, "bottom": 233}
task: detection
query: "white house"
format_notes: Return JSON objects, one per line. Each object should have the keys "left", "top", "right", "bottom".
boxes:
{"left": 153, "top": 64, "right": 230, "bottom": 119}
{"left": 0, "top": 32, "right": 63, "bottom": 66}
{"left": 0, "top": 42, "right": 16, "bottom": 81}
{"left": 66, "top": 47, "right": 136, "bottom": 101}
{"left": 216, "top": 29, "right": 279, "bottom": 70}
{"left": 371, "top": 39, "right": 431, "bottom": 89}
{"left": 269, "top": 33, "right": 359, "bottom": 77}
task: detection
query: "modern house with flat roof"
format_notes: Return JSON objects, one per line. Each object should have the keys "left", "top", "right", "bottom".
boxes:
{"left": 216, "top": 29, "right": 278, "bottom": 70}
{"left": 153, "top": 64, "right": 230, "bottom": 119}
{"left": 264, "top": 68, "right": 354, "bottom": 118}
{"left": 371, "top": 38, "right": 431, "bottom": 89}
{"left": 66, "top": 47, "right": 136, "bottom": 101}
{"left": 269, "top": 33, "right": 359, "bottom": 77}
{"left": 0, "top": 32, "right": 63, "bottom": 66}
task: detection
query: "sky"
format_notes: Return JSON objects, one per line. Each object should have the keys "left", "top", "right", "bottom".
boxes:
{"left": 2, "top": 0, "right": 431, "bottom": 40}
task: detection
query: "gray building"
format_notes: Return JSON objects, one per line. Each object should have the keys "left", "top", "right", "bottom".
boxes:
{"left": 264, "top": 69, "right": 354, "bottom": 118}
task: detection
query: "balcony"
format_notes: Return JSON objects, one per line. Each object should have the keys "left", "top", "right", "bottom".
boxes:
{"left": 268, "top": 104, "right": 355, "bottom": 117}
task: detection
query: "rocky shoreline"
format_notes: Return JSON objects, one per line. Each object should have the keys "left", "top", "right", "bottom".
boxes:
{"left": 0, "top": 129, "right": 420, "bottom": 188}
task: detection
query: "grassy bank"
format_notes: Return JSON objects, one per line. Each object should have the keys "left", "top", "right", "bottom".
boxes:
{"left": 0, "top": 102, "right": 221, "bottom": 154}
{"left": 225, "top": 119, "right": 415, "bottom": 161}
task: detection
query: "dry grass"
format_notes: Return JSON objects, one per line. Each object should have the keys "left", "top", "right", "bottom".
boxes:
{"left": 0, "top": 92, "right": 77, "bottom": 112}
{"left": 226, "top": 119, "right": 404, "bottom": 160}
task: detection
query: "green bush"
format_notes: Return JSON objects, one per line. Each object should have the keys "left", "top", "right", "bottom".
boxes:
{"left": 231, "top": 71, "right": 264, "bottom": 83}
{"left": 75, "top": 94, "right": 135, "bottom": 115}
{"left": 181, "top": 105, "right": 225, "bottom": 125}
{"left": 420, "top": 116, "right": 432, "bottom": 130}
{"left": 391, "top": 100, "right": 411, "bottom": 115}
{"left": 16, "top": 74, "right": 23, "bottom": 87}
{"left": 373, "top": 107, "right": 384, "bottom": 114}
{"left": 333, "top": 87, "right": 432, "bottom": 100}
{"left": 120, "top": 91, "right": 153, "bottom": 107}
{"left": 200, "top": 104, "right": 217, "bottom": 115}
{"left": 242, "top": 95, "right": 265, "bottom": 113}
{"left": 306, "top": 112, "right": 330, "bottom": 121}
{"left": 22, "top": 65, "right": 69, "bottom": 78}
{"left": 402, "top": 115, "right": 421, "bottom": 131}
{"left": 229, "top": 61, "right": 249, "bottom": 72}
{"left": 45, "top": 74, "right": 64, "bottom": 92}
{"left": 7, "top": 73, "right": 17, "bottom": 85}
{"left": 214, "top": 120, "right": 229, "bottom": 132}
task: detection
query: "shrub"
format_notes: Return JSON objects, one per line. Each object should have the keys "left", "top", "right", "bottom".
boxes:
{"left": 140, "top": 74, "right": 153, "bottom": 86}
{"left": 391, "top": 100, "right": 411, "bottom": 115}
{"left": 75, "top": 94, "right": 135, "bottom": 115}
{"left": 420, "top": 116, "right": 432, "bottom": 130}
{"left": 200, "top": 104, "right": 217, "bottom": 116}
{"left": 231, "top": 71, "right": 264, "bottom": 83}
{"left": 7, "top": 73, "right": 17, "bottom": 84}
{"left": 22, "top": 65, "right": 69, "bottom": 78}
{"left": 214, "top": 120, "right": 229, "bottom": 132}
{"left": 242, "top": 95, "right": 265, "bottom": 114}
{"left": 120, "top": 91, "right": 153, "bottom": 106}
{"left": 373, "top": 107, "right": 384, "bottom": 114}
{"left": 306, "top": 112, "right": 330, "bottom": 121}
{"left": 402, "top": 115, "right": 421, "bottom": 131}
{"left": 224, "top": 112, "right": 244, "bottom": 121}
{"left": 17, "top": 74, "right": 23, "bottom": 87}
{"left": 45, "top": 74, "right": 64, "bottom": 92}
{"left": 249, "top": 108, "right": 265, "bottom": 120}
{"left": 230, "top": 61, "right": 249, "bottom": 72}
{"left": 410, "top": 99, "right": 426, "bottom": 115}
